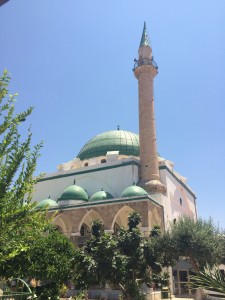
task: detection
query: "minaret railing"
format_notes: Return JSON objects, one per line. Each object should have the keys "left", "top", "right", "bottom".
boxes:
{"left": 133, "top": 57, "right": 158, "bottom": 71}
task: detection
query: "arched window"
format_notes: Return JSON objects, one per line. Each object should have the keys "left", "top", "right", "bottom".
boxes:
{"left": 101, "top": 159, "right": 106, "bottom": 163}
{"left": 84, "top": 162, "right": 88, "bottom": 167}
{"left": 113, "top": 222, "right": 120, "bottom": 235}
{"left": 80, "top": 223, "right": 91, "bottom": 237}
{"left": 54, "top": 225, "right": 63, "bottom": 233}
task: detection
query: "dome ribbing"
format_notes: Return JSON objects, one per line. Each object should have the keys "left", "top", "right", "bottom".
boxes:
{"left": 77, "top": 130, "right": 139, "bottom": 161}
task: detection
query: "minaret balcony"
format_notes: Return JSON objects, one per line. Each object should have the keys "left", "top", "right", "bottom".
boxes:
{"left": 133, "top": 57, "right": 158, "bottom": 71}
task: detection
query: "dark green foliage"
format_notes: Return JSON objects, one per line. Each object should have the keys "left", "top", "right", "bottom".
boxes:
{"left": 147, "top": 228, "right": 177, "bottom": 268}
{"left": 91, "top": 219, "right": 104, "bottom": 238}
{"left": 35, "top": 282, "right": 59, "bottom": 300}
{"left": 152, "top": 273, "right": 170, "bottom": 289}
{"left": 73, "top": 248, "right": 96, "bottom": 289}
{"left": 26, "top": 228, "right": 75, "bottom": 283}
{"left": 116, "top": 217, "right": 152, "bottom": 300}
{"left": 168, "top": 217, "right": 224, "bottom": 271}
{"left": 0, "top": 71, "right": 51, "bottom": 266}
{"left": 221, "top": 235, "right": 225, "bottom": 265}
{"left": 149, "top": 225, "right": 161, "bottom": 238}
{"left": 73, "top": 213, "right": 170, "bottom": 300}
{"left": 0, "top": 228, "right": 75, "bottom": 284}
{"left": 74, "top": 220, "right": 124, "bottom": 289}
{"left": 127, "top": 211, "right": 141, "bottom": 231}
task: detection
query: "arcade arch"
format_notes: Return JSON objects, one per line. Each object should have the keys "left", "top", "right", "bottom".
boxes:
{"left": 78, "top": 209, "right": 103, "bottom": 232}
{"left": 53, "top": 213, "right": 72, "bottom": 238}
{"left": 112, "top": 206, "right": 141, "bottom": 232}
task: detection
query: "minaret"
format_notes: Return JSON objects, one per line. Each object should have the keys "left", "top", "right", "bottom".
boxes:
{"left": 134, "top": 22, "right": 165, "bottom": 194}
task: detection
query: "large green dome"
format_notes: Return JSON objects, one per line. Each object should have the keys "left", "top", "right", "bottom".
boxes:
{"left": 77, "top": 130, "right": 139, "bottom": 160}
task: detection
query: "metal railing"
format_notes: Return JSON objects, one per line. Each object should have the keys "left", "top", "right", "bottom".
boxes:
{"left": 133, "top": 57, "right": 158, "bottom": 71}
{"left": 0, "top": 278, "right": 34, "bottom": 300}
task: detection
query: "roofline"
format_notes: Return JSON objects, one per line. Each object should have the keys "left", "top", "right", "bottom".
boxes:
{"left": 38, "top": 159, "right": 139, "bottom": 182}
{"left": 38, "top": 159, "right": 196, "bottom": 199}
{"left": 47, "top": 194, "right": 163, "bottom": 211}
{"left": 159, "top": 165, "right": 196, "bottom": 198}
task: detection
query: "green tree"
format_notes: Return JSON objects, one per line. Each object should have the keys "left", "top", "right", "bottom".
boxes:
{"left": 73, "top": 220, "right": 124, "bottom": 289}
{"left": 1, "top": 228, "right": 75, "bottom": 282}
{"left": 73, "top": 212, "right": 170, "bottom": 300}
{"left": 114, "top": 213, "right": 148, "bottom": 299}
{"left": 0, "top": 71, "right": 50, "bottom": 265}
{"left": 167, "top": 217, "right": 224, "bottom": 271}
{"left": 29, "top": 229, "right": 75, "bottom": 283}
{"left": 146, "top": 225, "right": 177, "bottom": 269}
{"left": 0, "top": 228, "right": 75, "bottom": 299}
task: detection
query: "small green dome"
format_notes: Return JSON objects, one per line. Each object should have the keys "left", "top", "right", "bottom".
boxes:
{"left": 58, "top": 185, "right": 88, "bottom": 201}
{"left": 77, "top": 130, "right": 139, "bottom": 160}
{"left": 90, "top": 190, "right": 113, "bottom": 202}
{"left": 36, "top": 199, "right": 58, "bottom": 209}
{"left": 121, "top": 186, "right": 148, "bottom": 198}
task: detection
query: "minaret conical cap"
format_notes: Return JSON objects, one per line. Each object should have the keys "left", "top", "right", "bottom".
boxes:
{"left": 140, "top": 22, "right": 150, "bottom": 47}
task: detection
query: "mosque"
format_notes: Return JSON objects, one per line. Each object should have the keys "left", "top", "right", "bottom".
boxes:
{"left": 32, "top": 23, "right": 197, "bottom": 296}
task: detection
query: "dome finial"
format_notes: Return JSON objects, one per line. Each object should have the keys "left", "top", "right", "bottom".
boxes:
{"left": 140, "top": 21, "right": 150, "bottom": 47}
{"left": 117, "top": 125, "right": 120, "bottom": 130}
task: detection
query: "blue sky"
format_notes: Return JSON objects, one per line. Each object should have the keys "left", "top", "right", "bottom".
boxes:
{"left": 0, "top": 1, "right": 225, "bottom": 228}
